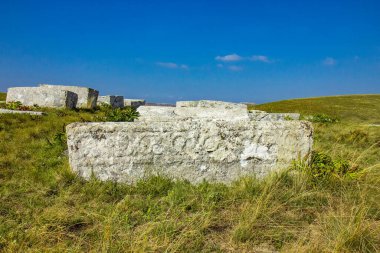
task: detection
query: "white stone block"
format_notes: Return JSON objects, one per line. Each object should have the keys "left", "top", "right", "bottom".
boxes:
{"left": 39, "top": 84, "right": 99, "bottom": 109}
{"left": 6, "top": 87, "right": 77, "bottom": 109}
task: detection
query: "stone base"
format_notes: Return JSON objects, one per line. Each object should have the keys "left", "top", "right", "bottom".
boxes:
{"left": 67, "top": 120, "right": 313, "bottom": 184}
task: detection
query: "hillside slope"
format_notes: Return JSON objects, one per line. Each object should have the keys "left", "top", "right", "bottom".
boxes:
{"left": 250, "top": 94, "right": 380, "bottom": 123}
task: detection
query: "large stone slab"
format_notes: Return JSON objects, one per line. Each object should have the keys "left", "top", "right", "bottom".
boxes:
{"left": 6, "top": 87, "right": 77, "bottom": 109}
{"left": 176, "top": 100, "right": 247, "bottom": 110}
{"left": 66, "top": 120, "right": 313, "bottom": 184}
{"left": 39, "top": 84, "right": 99, "bottom": 109}
{"left": 138, "top": 101, "right": 250, "bottom": 122}
{"left": 97, "top": 95, "right": 124, "bottom": 108}
{"left": 145, "top": 102, "right": 175, "bottom": 107}
{"left": 174, "top": 107, "right": 249, "bottom": 121}
{"left": 138, "top": 103, "right": 299, "bottom": 122}
{"left": 137, "top": 106, "right": 176, "bottom": 121}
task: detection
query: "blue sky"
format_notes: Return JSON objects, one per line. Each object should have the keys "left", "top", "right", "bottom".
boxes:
{"left": 0, "top": 0, "right": 379, "bottom": 103}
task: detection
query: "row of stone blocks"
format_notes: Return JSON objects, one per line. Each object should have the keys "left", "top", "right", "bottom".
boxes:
{"left": 98, "top": 96, "right": 146, "bottom": 108}
{"left": 67, "top": 100, "right": 313, "bottom": 184}
{"left": 6, "top": 85, "right": 146, "bottom": 109}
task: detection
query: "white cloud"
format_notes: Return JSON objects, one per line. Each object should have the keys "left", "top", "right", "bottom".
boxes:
{"left": 228, "top": 65, "right": 243, "bottom": 71}
{"left": 156, "top": 62, "right": 189, "bottom": 70}
{"left": 215, "top": 54, "right": 243, "bottom": 62}
{"left": 322, "top": 57, "right": 337, "bottom": 66}
{"left": 215, "top": 54, "right": 273, "bottom": 63}
{"left": 179, "top": 64, "right": 189, "bottom": 70}
{"left": 250, "top": 55, "right": 271, "bottom": 63}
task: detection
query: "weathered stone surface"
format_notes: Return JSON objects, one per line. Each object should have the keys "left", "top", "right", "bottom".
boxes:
{"left": 138, "top": 101, "right": 250, "bottom": 122}
{"left": 6, "top": 87, "right": 77, "bottom": 108}
{"left": 137, "top": 106, "right": 249, "bottom": 122}
{"left": 68, "top": 100, "right": 313, "bottom": 184}
{"left": 124, "top": 99, "right": 145, "bottom": 108}
{"left": 39, "top": 84, "right": 99, "bottom": 109}
{"left": 249, "top": 110, "right": 300, "bottom": 121}
{"left": 176, "top": 100, "right": 247, "bottom": 110}
{"left": 66, "top": 120, "right": 313, "bottom": 184}
{"left": 146, "top": 102, "right": 176, "bottom": 107}
{"left": 137, "top": 106, "right": 176, "bottom": 121}
{"left": 0, "top": 109, "right": 45, "bottom": 115}
{"left": 174, "top": 107, "right": 249, "bottom": 121}
{"left": 138, "top": 104, "right": 300, "bottom": 122}
{"left": 97, "top": 95, "right": 124, "bottom": 108}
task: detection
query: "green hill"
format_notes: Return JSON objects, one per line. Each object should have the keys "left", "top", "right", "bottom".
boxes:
{"left": 0, "top": 95, "right": 379, "bottom": 252}
{"left": 250, "top": 94, "right": 380, "bottom": 123}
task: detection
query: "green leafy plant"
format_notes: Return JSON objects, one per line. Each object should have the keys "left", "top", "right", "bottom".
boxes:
{"left": 5, "top": 101, "right": 23, "bottom": 110}
{"left": 307, "top": 151, "right": 355, "bottom": 179}
{"left": 5, "top": 101, "right": 32, "bottom": 111}
{"left": 97, "top": 103, "right": 139, "bottom": 122}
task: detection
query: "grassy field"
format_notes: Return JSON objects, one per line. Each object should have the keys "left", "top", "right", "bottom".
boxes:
{"left": 0, "top": 94, "right": 379, "bottom": 252}
{"left": 249, "top": 94, "right": 380, "bottom": 123}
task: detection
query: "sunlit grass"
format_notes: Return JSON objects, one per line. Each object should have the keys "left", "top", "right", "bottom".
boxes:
{"left": 249, "top": 94, "right": 380, "bottom": 123}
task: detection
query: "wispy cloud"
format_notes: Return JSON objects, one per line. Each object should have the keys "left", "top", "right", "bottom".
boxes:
{"left": 322, "top": 57, "right": 337, "bottom": 66}
{"left": 215, "top": 54, "right": 273, "bottom": 63}
{"left": 216, "top": 63, "right": 242, "bottom": 71}
{"left": 250, "top": 55, "right": 271, "bottom": 63}
{"left": 156, "top": 62, "right": 189, "bottom": 70}
{"left": 228, "top": 65, "right": 243, "bottom": 71}
{"left": 215, "top": 54, "right": 244, "bottom": 62}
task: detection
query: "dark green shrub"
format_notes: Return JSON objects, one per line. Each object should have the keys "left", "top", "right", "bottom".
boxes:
{"left": 308, "top": 151, "right": 352, "bottom": 179}
{"left": 104, "top": 107, "right": 139, "bottom": 122}
{"left": 97, "top": 102, "right": 113, "bottom": 111}
{"left": 97, "top": 103, "right": 139, "bottom": 122}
